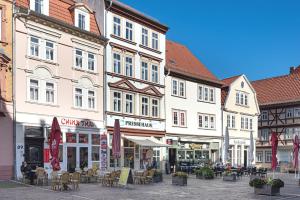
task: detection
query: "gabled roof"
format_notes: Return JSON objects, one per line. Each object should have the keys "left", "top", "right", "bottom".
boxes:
{"left": 222, "top": 75, "right": 241, "bottom": 87}
{"left": 16, "top": 0, "right": 101, "bottom": 36}
{"left": 165, "top": 40, "right": 222, "bottom": 86}
{"left": 252, "top": 67, "right": 300, "bottom": 106}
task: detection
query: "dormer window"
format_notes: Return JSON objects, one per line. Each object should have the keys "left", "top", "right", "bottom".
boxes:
{"left": 30, "top": 0, "right": 49, "bottom": 15}
{"left": 78, "top": 13, "right": 86, "bottom": 30}
{"left": 74, "top": 8, "right": 90, "bottom": 31}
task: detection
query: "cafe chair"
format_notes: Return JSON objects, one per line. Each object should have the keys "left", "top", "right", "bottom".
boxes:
{"left": 36, "top": 167, "right": 48, "bottom": 186}
{"left": 59, "top": 172, "right": 71, "bottom": 191}
{"left": 50, "top": 171, "right": 60, "bottom": 191}
{"left": 71, "top": 172, "right": 80, "bottom": 191}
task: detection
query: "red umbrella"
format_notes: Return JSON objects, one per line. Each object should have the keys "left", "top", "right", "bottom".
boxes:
{"left": 270, "top": 131, "right": 278, "bottom": 171}
{"left": 112, "top": 119, "right": 121, "bottom": 160}
{"left": 50, "top": 117, "right": 61, "bottom": 171}
{"left": 293, "top": 135, "right": 299, "bottom": 170}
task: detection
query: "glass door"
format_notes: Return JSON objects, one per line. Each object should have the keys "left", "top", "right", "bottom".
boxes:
{"left": 80, "top": 147, "right": 88, "bottom": 169}
{"left": 67, "top": 147, "right": 76, "bottom": 172}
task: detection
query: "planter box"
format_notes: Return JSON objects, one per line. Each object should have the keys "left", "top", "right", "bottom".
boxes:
{"left": 223, "top": 174, "right": 237, "bottom": 181}
{"left": 153, "top": 174, "right": 163, "bottom": 183}
{"left": 172, "top": 176, "right": 187, "bottom": 186}
{"left": 254, "top": 185, "right": 280, "bottom": 196}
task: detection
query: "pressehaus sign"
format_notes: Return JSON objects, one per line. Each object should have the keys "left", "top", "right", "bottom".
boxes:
{"left": 122, "top": 120, "right": 153, "bottom": 128}
{"left": 60, "top": 118, "right": 95, "bottom": 128}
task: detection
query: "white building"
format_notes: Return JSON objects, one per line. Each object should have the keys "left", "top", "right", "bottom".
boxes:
{"left": 165, "top": 40, "right": 223, "bottom": 169}
{"left": 103, "top": 0, "right": 169, "bottom": 170}
{"left": 221, "top": 75, "right": 260, "bottom": 167}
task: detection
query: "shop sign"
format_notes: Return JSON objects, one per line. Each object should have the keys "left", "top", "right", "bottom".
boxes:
{"left": 122, "top": 120, "right": 153, "bottom": 128}
{"left": 60, "top": 118, "right": 95, "bottom": 128}
{"left": 233, "top": 140, "right": 246, "bottom": 145}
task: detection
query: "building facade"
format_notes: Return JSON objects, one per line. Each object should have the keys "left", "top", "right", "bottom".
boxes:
{"left": 221, "top": 75, "right": 260, "bottom": 167}
{"left": 252, "top": 67, "right": 300, "bottom": 170}
{"left": 0, "top": 0, "right": 13, "bottom": 180}
{"left": 14, "top": 0, "right": 106, "bottom": 178}
{"left": 165, "top": 40, "right": 223, "bottom": 168}
{"left": 104, "top": 0, "right": 169, "bottom": 171}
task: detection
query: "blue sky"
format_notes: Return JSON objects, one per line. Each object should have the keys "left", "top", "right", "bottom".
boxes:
{"left": 120, "top": 0, "right": 300, "bottom": 81}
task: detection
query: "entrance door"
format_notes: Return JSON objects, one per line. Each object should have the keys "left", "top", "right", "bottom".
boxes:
{"left": 25, "top": 138, "right": 44, "bottom": 168}
{"left": 80, "top": 147, "right": 88, "bottom": 169}
{"left": 67, "top": 147, "right": 76, "bottom": 172}
{"left": 124, "top": 148, "right": 134, "bottom": 169}
{"left": 169, "top": 148, "right": 176, "bottom": 172}
{"left": 244, "top": 150, "right": 248, "bottom": 167}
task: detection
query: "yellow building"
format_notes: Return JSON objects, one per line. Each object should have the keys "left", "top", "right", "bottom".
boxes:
{"left": 0, "top": 0, "right": 13, "bottom": 180}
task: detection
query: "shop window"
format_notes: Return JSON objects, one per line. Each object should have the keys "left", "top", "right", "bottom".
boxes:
{"left": 92, "top": 146, "right": 100, "bottom": 161}
{"left": 66, "top": 133, "right": 77, "bottom": 143}
{"left": 59, "top": 145, "right": 63, "bottom": 162}
{"left": 79, "top": 134, "right": 89, "bottom": 144}
{"left": 153, "top": 148, "right": 160, "bottom": 169}
{"left": 124, "top": 139, "right": 134, "bottom": 147}
{"left": 178, "top": 150, "right": 185, "bottom": 160}
{"left": 92, "top": 134, "right": 100, "bottom": 145}
{"left": 186, "top": 151, "right": 194, "bottom": 160}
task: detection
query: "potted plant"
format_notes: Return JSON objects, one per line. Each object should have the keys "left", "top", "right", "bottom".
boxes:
{"left": 153, "top": 170, "right": 163, "bottom": 183}
{"left": 195, "top": 167, "right": 214, "bottom": 179}
{"left": 249, "top": 178, "right": 284, "bottom": 196}
{"left": 223, "top": 170, "right": 237, "bottom": 181}
{"left": 172, "top": 172, "right": 188, "bottom": 186}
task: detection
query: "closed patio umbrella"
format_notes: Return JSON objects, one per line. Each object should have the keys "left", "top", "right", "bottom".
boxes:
{"left": 224, "top": 126, "right": 230, "bottom": 164}
{"left": 249, "top": 131, "right": 254, "bottom": 166}
{"left": 292, "top": 134, "right": 299, "bottom": 178}
{"left": 112, "top": 119, "right": 121, "bottom": 167}
{"left": 50, "top": 117, "right": 61, "bottom": 171}
{"left": 270, "top": 131, "right": 278, "bottom": 177}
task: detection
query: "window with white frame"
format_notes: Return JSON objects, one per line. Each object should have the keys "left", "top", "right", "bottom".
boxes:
{"left": 30, "top": 0, "right": 49, "bottom": 15}
{"left": 30, "top": 79, "right": 39, "bottom": 101}
{"left": 125, "top": 56, "right": 133, "bottom": 77}
{"left": 261, "top": 111, "right": 268, "bottom": 121}
{"left": 241, "top": 116, "right": 252, "bottom": 130}
{"left": 88, "top": 90, "right": 95, "bottom": 109}
{"left": 265, "top": 151, "right": 272, "bottom": 162}
{"left": 30, "top": 37, "right": 39, "bottom": 57}
{"left": 45, "top": 41, "right": 54, "bottom": 61}
{"left": 141, "top": 62, "right": 148, "bottom": 81}
{"left": 198, "top": 113, "right": 215, "bottom": 129}
{"left": 45, "top": 82, "right": 54, "bottom": 103}
{"left": 75, "top": 9, "right": 89, "bottom": 31}
{"left": 250, "top": 118, "right": 253, "bottom": 130}
{"left": 285, "top": 128, "right": 294, "bottom": 140}
{"left": 125, "top": 21, "right": 133, "bottom": 41}
{"left": 172, "top": 79, "right": 185, "bottom": 98}
{"left": 241, "top": 117, "right": 244, "bottom": 129}
{"left": 152, "top": 32, "right": 158, "bottom": 50}
{"left": 142, "top": 28, "right": 148, "bottom": 46}
{"left": 286, "top": 108, "right": 294, "bottom": 118}
{"left": 172, "top": 110, "right": 186, "bottom": 127}
{"left": 28, "top": 36, "right": 58, "bottom": 62}
{"left": 113, "top": 16, "right": 121, "bottom": 37}
{"left": 236, "top": 91, "right": 249, "bottom": 106}
{"left": 151, "top": 64, "right": 159, "bottom": 83}
{"left": 227, "top": 115, "right": 231, "bottom": 128}
{"left": 125, "top": 93, "right": 133, "bottom": 114}
{"left": 141, "top": 96, "right": 149, "bottom": 116}
{"left": 152, "top": 99, "right": 159, "bottom": 117}
{"left": 75, "top": 88, "right": 83, "bottom": 108}
{"left": 73, "top": 49, "right": 96, "bottom": 72}
{"left": 113, "top": 53, "right": 121, "bottom": 74}
{"left": 295, "top": 108, "right": 300, "bottom": 117}
{"left": 78, "top": 13, "right": 86, "bottom": 30}
{"left": 256, "top": 152, "right": 263, "bottom": 162}
{"left": 35, "top": 0, "right": 43, "bottom": 13}
{"left": 74, "top": 87, "right": 96, "bottom": 110}
{"left": 75, "top": 49, "right": 83, "bottom": 69}
{"left": 198, "top": 85, "right": 215, "bottom": 103}
{"left": 232, "top": 115, "right": 236, "bottom": 128}
{"left": 113, "top": 91, "right": 122, "bottom": 112}
{"left": 88, "top": 53, "right": 95, "bottom": 71}
{"left": 261, "top": 129, "right": 269, "bottom": 141}
{"left": 227, "top": 114, "right": 236, "bottom": 129}
{"left": 245, "top": 118, "right": 249, "bottom": 129}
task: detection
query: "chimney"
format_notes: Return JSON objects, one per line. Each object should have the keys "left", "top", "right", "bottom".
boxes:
{"left": 290, "top": 66, "right": 295, "bottom": 74}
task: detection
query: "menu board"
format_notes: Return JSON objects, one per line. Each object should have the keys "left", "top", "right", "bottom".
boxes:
{"left": 118, "top": 167, "right": 133, "bottom": 186}
{"left": 100, "top": 134, "right": 107, "bottom": 170}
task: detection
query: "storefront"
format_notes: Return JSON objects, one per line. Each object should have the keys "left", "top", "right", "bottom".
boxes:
{"left": 16, "top": 115, "right": 105, "bottom": 178}
{"left": 227, "top": 139, "right": 253, "bottom": 167}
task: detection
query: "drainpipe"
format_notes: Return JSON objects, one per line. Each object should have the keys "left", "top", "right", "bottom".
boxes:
{"left": 12, "top": 3, "right": 30, "bottom": 179}
{"left": 163, "top": 68, "right": 170, "bottom": 172}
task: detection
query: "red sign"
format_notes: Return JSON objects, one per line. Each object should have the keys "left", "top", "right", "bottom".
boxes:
{"left": 60, "top": 118, "right": 95, "bottom": 128}
{"left": 44, "top": 149, "right": 50, "bottom": 163}
{"left": 166, "top": 139, "right": 173, "bottom": 145}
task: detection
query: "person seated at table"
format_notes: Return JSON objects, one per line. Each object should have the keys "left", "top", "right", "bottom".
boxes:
{"left": 21, "top": 161, "right": 36, "bottom": 185}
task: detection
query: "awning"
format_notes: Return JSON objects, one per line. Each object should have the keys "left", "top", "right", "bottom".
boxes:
{"left": 123, "top": 136, "right": 170, "bottom": 147}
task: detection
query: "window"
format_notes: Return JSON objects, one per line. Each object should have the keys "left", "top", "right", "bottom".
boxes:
{"left": 232, "top": 115, "right": 236, "bottom": 128}
{"left": 295, "top": 108, "right": 300, "bottom": 117}
{"left": 241, "top": 117, "right": 244, "bottom": 129}
{"left": 152, "top": 99, "right": 159, "bottom": 117}
{"left": 286, "top": 108, "right": 294, "bottom": 118}
{"left": 125, "top": 93, "right": 133, "bottom": 114}
{"left": 261, "top": 111, "right": 268, "bottom": 121}
{"left": 113, "top": 53, "right": 121, "bottom": 74}
{"left": 30, "top": 80, "right": 39, "bottom": 101}
{"left": 240, "top": 93, "right": 244, "bottom": 105}
{"left": 236, "top": 93, "right": 239, "bottom": 104}
{"left": 198, "top": 85, "right": 215, "bottom": 103}
{"left": 173, "top": 110, "right": 186, "bottom": 127}
{"left": 245, "top": 118, "right": 249, "bottom": 129}
{"left": 227, "top": 115, "right": 231, "bottom": 128}
{"left": 265, "top": 151, "right": 272, "bottom": 163}
{"left": 245, "top": 95, "right": 248, "bottom": 106}
{"left": 142, "top": 28, "right": 148, "bottom": 46}
{"left": 45, "top": 82, "right": 54, "bottom": 103}
{"left": 152, "top": 32, "right": 158, "bottom": 50}
{"left": 285, "top": 128, "right": 293, "bottom": 140}
{"left": 204, "top": 116, "right": 209, "bottom": 128}
{"left": 30, "top": 37, "right": 39, "bottom": 57}
{"left": 113, "top": 91, "right": 121, "bottom": 112}
{"left": 125, "top": 21, "right": 133, "bottom": 41}
{"left": 151, "top": 65, "right": 159, "bottom": 83}
{"left": 227, "top": 114, "right": 236, "bottom": 129}
{"left": 236, "top": 91, "right": 248, "bottom": 106}
{"left": 141, "top": 62, "right": 148, "bottom": 81}
{"left": 34, "top": 0, "right": 43, "bottom": 13}
{"left": 261, "top": 129, "right": 269, "bottom": 141}
{"left": 198, "top": 113, "right": 216, "bottom": 129}
{"left": 172, "top": 79, "right": 185, "bottom": 98}
{"left": 199, "top": 115, "right": 203, "bottom": 128}
{"left": 45, "top": 41, "right": 54, "bottom": 61}
{"left": 125, "top": 57, "right": 133, "bottom": 77}
{"left": 256, "top": 152, "right": 263, "bottom": 163}
{"left": 88, "top": 53, "right": 95, "bottom": 71}
{"left": 78, "top": 13, "right": 86, "bottom": 30}
{"left": 113, "top": 17, "right": 121, "bottom": 37}
{"left": 75, "top": 49, "right": 83, "bottom": 68}
{"left": 75, "top": 88, "right": 83, "bottom": 107}
{"left": 141, "top": 97, "right": 149, "bottom": 116}
{"left": 88, "top": 90, "right": 95, "bottom": 109}
{"left": 210, "top": 116, "right": 215, "bottom": 129}
{"left": 30, "top": 0, "right": 49, "bottom": 15}
{"left": 250, "top": 118, "right": 253, "bottom": 130}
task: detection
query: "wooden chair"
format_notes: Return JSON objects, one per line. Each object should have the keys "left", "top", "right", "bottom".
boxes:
{"left": 50, "top": 171, "right": 60, "bottom": 191}
{"left": 146, "top": 169, "right": 155, "bottom": 184}
{"left": 36, "top": 167, "right": 48, "bottom": 186}
{"left": 71, "top": 172, "right": 80, "bottom": 191}
{"left": 59, "top": 172, "right": 70, "bottom": 191}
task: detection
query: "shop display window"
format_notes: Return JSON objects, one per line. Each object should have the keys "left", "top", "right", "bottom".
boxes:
{"left": 79, "top": 134, "right": 89, "bottom": 144}
{"left": 178, "top": 150, "right": 185, "bottom": 160}
{"left": 92, "top": 146, "right": 100, "bottom": 161}
{"left": 186, "top": 150, "right": 194, "bottom": 159}
{"left": 92, "top": 134, "right": 100, "bottom": 145}
{"left": 66, "top": 133, "right": 77, "bottom": 143}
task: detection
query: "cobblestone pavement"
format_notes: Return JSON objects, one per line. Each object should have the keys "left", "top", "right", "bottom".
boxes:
{"left": 1, "top": 173, "right": 300, "bottom": 200}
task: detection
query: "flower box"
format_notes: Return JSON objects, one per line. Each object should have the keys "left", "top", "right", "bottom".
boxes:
{"left": 172, "top": 176, "right": 187, "bottom": 186}
{"left": 223, "top": 174, "right": 237, "bottom": 181}
{"left": 254, "top": 185, "right": 280, "bottom": 196}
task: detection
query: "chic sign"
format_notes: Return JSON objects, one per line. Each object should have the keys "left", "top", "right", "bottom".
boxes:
{"left": 60, "top": 118, "right": 95, "bottom": 128}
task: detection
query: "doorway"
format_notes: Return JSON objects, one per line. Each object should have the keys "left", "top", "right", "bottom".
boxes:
{"left": 169, "top": 148, "right": 176, "bottom": 172}
{"left": 66, "top": 145, "right": 90, "bottom": 172}
{"left": 244, "top": 149, "right": 248, "bottom": 167}
{"left": 25, "top": 138, "right": 44, "bottom": 168}
{"left": 67, "top": 147, "right": 76, "bottom": 172}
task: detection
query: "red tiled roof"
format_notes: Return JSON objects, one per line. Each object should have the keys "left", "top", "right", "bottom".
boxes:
{"left": 166, "top": 40, "right": 221, "bottom": 85}
{"left": 16, "top": 0, "right": 101, "bottom": 35}
{"left": 252, "top": 68, "right": 300, "bottom": 106}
